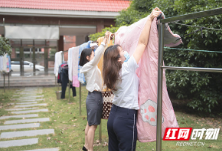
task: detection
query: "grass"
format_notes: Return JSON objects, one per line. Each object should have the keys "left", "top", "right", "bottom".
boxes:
{"left": 0, "top": 86, "right": 222, "bottom": 151}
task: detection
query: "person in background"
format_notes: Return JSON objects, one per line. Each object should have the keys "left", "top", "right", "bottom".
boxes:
{"left": 102, "top": 8, "right": 161, "bottom": 151}
{"left": 79, "top": 31, "right": 113, "bottom": 151}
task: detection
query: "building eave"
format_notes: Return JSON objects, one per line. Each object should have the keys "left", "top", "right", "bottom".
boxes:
{"left": 0, "top": 7, "right": 120, "bottom": 19}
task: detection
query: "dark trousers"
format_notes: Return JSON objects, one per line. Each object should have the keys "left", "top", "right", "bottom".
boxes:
{"left": 70, "top": 84, "right": 76, "bottom": 97}
{"left": 61, "top": 68, "right": 76, "bottom": 99}
{"left": 107, "top": 104, "right": 137, "bottom": 151}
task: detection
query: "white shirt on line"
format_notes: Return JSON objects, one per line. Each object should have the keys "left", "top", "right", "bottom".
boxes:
{"left": 68, "top": 47, "right": 73, "bottom": 81}
{"left": 54, "top": 51, "right": 64, "bottom": 77}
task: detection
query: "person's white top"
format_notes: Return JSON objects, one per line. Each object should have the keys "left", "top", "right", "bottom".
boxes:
{"left": 80, "top": 42, "right": 106, "bottom": 92}
{"left": 112, "top": 56, "right": 139, "bottom": 110}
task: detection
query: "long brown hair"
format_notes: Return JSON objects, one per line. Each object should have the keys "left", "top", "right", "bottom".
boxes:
{"left": 103, "top": 44, "right": 122, "bottom": 91}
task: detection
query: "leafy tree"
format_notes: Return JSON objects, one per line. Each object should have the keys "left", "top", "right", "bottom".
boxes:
{"left": 115, "top": 0, "right": 152, "bottom": 26}
{"left": 89, "top": 26, "right": 119, "bottom": 41}
{"left": 157, "top": 0, "right": 222, "bottom": 113}
{"left": 0, "top": 37, "right": 11, "bottom": 56}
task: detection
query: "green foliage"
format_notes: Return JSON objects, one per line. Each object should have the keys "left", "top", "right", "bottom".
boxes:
{"left": 49, "top": 48, "right": 57, "bottom": 58}
{"left": 173, "top": 0, "right": 222, "bottom": 50}
{"left": 115, "top": 0, "right": 151, "bottom": 26}
{"left": 115, "top": 8, "right": 143, "bottom": 26}
{"left": 89, "top": 0, "right": 222, "bottom": 113}
{"left": 89, "top": 26, "right": 119, "bottom": 41}
{"left": 132, "top": 0, "right": 153, "bottom": 12}
{"left": 164, "top": 49, "right": 222, "bottom": 113}
{"left": 161, "top": 0, "right": 222, "bottom": 113}
{"left": 0, "top": 37, "right": 11, "bottom": 56}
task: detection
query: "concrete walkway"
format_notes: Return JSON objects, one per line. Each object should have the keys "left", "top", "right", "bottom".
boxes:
{"left": 0, "top": 88, "right": 57, "bottom": 150}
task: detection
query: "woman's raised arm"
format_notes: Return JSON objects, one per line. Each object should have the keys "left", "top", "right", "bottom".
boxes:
{"left": 133, "top": 7, "right": 161, "bottom": 64}
{"left": 90, "top": 31, "right": 112, "bottom": 66}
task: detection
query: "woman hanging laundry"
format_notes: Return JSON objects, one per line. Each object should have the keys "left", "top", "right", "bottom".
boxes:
{"left": 114, "top": 10, "right": 180, "bottom": 142}
{"left": 103, "top": 8, "right": 161, "bottom": 151}
{"left": 79, "top": 31, "right": 113, "bottom": 151}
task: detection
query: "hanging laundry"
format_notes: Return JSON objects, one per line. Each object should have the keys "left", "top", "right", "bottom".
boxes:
{"left": 157, "top": 12, "right": 183, "bottom": 47}
{"left": 78, "top": 41, "right": 92, "bottom": 84}
{"left": 6, "top": 54, "right": 11, "bottom": 72}
{"left": 0, "top": 56, "right": 3, "bottom": 72}
{"left": 0, "top": 53, "right": 9, "bottom": 72}
{"left": 90, "top": 42, "right": 98, "bottom": 52}
{"left": 58, "top": 62, "right": 76, "bottom": 99}
{"left": 115, "top": 14, "right": 182, "bottom": 142}
{"left": 54, "top": 51, "right": 64, "bottom": 77}
{"left": 68, "top": 47, "right": 73, "bottom": 81}
{"left": 2, "top": 54, "right": 7, "bottom": 72}
{"left": 72, "top": 46, "right": 80, "bottom": 87}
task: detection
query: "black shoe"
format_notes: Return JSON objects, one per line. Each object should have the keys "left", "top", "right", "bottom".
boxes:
{"left": 82, "top": 146, "right": 88, "bottom": 151}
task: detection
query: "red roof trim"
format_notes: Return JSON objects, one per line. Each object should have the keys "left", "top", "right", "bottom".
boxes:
{"left": 0, "top": 0, "right": 130, "bottom": 12}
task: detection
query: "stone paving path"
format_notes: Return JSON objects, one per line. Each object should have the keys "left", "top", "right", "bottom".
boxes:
{"left": 0, "top": 123, "right": 40, "bottom": 130}
{"left": 0, "top": 129, "right": 54, "bottom": 138}
{"left": 0, "top": 138, "right": 39, "bottom": 148}
{"left": 14, "top": 103, "right": 48, "bottom": 108}
{"left": 0, "top": 88, "right": 58, "bottom": 150}
{"left": 11, "top": 109, "right": 48, "bottom": 114}
{"left": 16, "top": 102, "right": 38, "bottom": 104}
{"left": 5, "top": 107, "right": 39, "bottom": 111}
{"left": 19, "top": 99, "right": 44, "bottom": 102}
{"left": 4, "top": 118, "right": 50, "bottom": 124}
{"left": 0, "top": 114, "right": 38, "bottom": 120}
{"left": 23, "top": 148, "right": 59, "bottom": 151}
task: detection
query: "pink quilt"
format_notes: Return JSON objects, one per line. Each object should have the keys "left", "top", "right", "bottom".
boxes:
{"left": 115, "top": 15, "right": 181, "bottom": 142}
{"left": 72, "top": 46, "right": 80, "bottom": 87}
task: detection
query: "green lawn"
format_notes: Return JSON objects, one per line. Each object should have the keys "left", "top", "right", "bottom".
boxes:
{"left": 0, "top": 87, "right": 221, "bottom": 151}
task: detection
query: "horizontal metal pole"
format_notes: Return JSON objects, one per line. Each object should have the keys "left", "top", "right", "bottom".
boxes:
{"left": 48, "top": 58, "right": 55, "bottom": 61}
{"left": 11, "top": 58, "right": 20, "bottom": 61}
{"left": 162, "top": 66, "right": 222, "bottom": 73}
{"left": 161, "top": 7, "right": 222, "bottom": 23}
{"left": 63, "top": 50, "right": 68, "bottom": 52}
{"left": 11, "top": 46, "right": 57, "bottom": 48}
{"left": 44, "top": 46, "right": 57, "bottom": 48}
{"left": 11, "top": 47, "right": 22, "bottom": 48}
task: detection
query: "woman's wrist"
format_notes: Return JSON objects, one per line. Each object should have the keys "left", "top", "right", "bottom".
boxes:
{"left": 147, "top": 16, "right": 152, "bottom": 22}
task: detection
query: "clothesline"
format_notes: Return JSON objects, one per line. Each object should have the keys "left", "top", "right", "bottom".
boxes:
{"left": 172, "top": 22, "right": 222, "bottom": 31}
{"left": 164, "top": 47, "right": 222, "bottom": 53}
{"left": 171, "top": 21, "right": 222, "bottom": 40}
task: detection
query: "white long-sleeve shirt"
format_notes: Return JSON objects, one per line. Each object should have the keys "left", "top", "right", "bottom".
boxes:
{"left": 54, "top": 51, "right": 63, "bottom": 77}
{"left": 68, "top": 47, "right": 73, "bottom": 81}
{"left": 80, "top": 42, "right": 106, "bottom": 92}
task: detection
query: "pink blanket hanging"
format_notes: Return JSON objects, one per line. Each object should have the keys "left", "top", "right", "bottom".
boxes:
{"left": 72, "top": 46, "right": 80, "bottom": 87}
{"left": 115, "top": 15, "right": 181, "bottom": 142}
